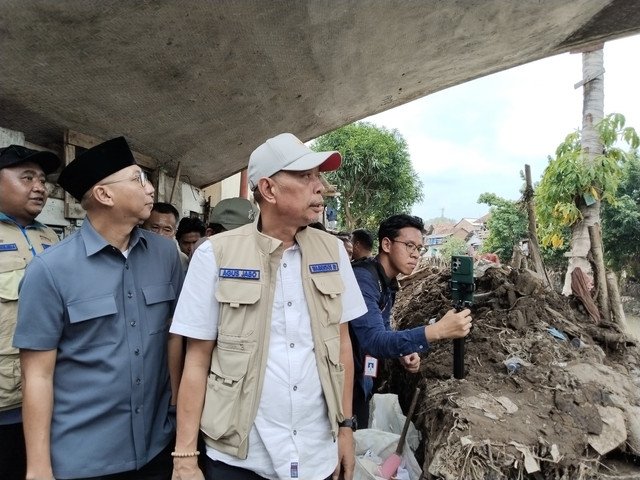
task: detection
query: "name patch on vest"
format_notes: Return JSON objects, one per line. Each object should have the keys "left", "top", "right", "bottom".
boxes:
{"left": 309, "top": 262, "right": 339, "bottom": 273}
{"left": 0, "top": 243, "right": 18, "bottom": 251}
{"left": 219, "top": 268, "right": 260, "bottom": 280}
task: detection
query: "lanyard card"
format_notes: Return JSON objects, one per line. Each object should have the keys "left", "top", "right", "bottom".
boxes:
{"left": 364, "top": 355, "right": 378, "bottom": 377}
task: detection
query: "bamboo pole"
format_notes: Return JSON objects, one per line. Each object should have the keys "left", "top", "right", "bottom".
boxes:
{"left": 524, "top": 165, "right": 551, "bottom": 289}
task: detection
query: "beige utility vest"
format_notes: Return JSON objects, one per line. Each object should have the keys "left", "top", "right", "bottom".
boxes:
{"left": 200, "top": 223, "right": 346, "bottom": 459}
{"left": 0, "top": 218, "right": 59, "bottom": 411}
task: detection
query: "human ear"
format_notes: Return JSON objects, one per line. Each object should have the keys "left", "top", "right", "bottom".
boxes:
{"left": 92, "top": 185, "right": 115, "bottom": 206}
{"left": 380, "top": 237, "right": 392, "bottom": 253}
{"left": 257, "top": 178, "right": 277, "bottom": 205}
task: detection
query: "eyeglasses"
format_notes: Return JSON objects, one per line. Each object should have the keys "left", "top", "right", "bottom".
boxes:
{"left": 101, "top": 170, "right": 148, "bottom": 188}
{"left": 390, "top": 239, "right": 426, "bottom": 255}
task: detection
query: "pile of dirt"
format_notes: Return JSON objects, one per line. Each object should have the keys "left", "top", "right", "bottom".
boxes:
{"left": 375, "top": 262, "right": 640, "bottom": 480}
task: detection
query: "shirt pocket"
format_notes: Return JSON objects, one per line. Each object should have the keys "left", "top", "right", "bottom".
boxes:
{"left": 215, "top": 279, "right": 262, "bottom": 339}
{"left": 66, "top": 294, "right": 119, "bottom": 349}
{"left": 0, "top": 254, "right": 26, "bottom": 301}
{"left": 142, "top": 283, "right": 177, "bottom": 334}
{"left": 310, "top": 272, "right": 345, "bottom": 327}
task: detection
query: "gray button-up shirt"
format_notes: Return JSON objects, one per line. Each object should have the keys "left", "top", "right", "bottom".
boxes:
{"left": 14, "top": 219, "right": 184, "bottom": 478}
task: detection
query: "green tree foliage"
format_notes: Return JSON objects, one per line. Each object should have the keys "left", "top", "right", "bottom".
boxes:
{"left": 536, "top": 113, "right": 639, "bottom": 248}
{"left": 311, "top": 122, "right": 423, "bottom": 231}
{"left": 438, "top": 235, "right": 469, "bottom": 259}
{"left": 477, "top": 193, "right": 528, "bottom": 260}
{"left": 601, "top": 152, "right": 640, "bottom": 276}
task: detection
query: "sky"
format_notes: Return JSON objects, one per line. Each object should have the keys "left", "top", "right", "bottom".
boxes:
{"left": 364, "top": 34, "right": 640, "bottom": 223}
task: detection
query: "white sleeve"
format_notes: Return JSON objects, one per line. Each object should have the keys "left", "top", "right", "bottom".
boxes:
{"left": 337, "top": 239, "right": 367, "bottom": 323}
{"left": 170, "top": 240, "right": 220, "bottom": 340}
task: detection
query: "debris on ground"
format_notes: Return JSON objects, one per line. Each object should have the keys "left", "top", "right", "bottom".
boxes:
{"left": 375, "top": 262, "right": 640, "bottom": 479}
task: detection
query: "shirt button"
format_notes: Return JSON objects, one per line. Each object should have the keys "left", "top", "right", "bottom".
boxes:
{"left": 130, "top": 321, "right": 136, "bottom": 327}
{"left": 293, "top": 430, "right": 297, "bottom": 435}
{"left": 125, "top": 263, "right": 129, "bottom": 270}
{"left": 293, "top": 385, "right": 297, "bottom": 391}
{"left": 283, "top": 263, "right": 287, "bottom": 268}
{"left": 134, "top": 348, "right": 140, "bottom": 355}
{"left": 135, "top": 378, "right": 141, "bottom": 385}
{"left": 287, "top": 301, "right": 292, "bottom": 307}
{"left": 127, "top": 291, "right": 133, "bottom": 298}
{"left": 135, "top": 407, "right": 141, "bottom": 414}
{"left": 289, "top": 343, "right": 295, "bottom": 348}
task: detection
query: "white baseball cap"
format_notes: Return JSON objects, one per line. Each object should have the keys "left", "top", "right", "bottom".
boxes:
{"left": 248, "top": 133, "right": 341, "bottom": 190}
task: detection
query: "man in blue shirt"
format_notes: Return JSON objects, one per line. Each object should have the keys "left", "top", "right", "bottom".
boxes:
{"left": 349, "top": 214, "right": 472, "bottom": 428}
{"left": 14, "top": 137, "right": 184, "bottom": 480}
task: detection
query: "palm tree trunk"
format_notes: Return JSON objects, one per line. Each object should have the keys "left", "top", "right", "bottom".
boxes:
{"left": 562, "top": 44, "right": 611, "bottom": 321}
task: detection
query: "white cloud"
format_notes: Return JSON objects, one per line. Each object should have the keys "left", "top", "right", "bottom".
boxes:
{"left": 364, "top": 34, "right": 640, "bottom": 221}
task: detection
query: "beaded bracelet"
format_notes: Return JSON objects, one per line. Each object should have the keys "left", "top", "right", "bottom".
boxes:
{"left": 171, "top": 451, "right": 200, "bottom": 457}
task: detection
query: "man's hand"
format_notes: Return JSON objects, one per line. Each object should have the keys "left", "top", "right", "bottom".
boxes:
{"left": 399, "top": 353, "right": 420, "bottom": 373}
{"left": 171, "top": 457, "right": 204, "bottom": 480}
{"left": 425, "top": 308, "right": 472, "bottom": 342}
{"left": 333, "top": 427, "right": 355, "bottom": 480}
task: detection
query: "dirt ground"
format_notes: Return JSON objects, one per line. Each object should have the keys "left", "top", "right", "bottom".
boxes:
{"left": 375, "top": 262, "right": 640, "bottom": 480}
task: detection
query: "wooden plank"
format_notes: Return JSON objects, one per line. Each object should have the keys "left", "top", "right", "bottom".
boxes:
{"left": 65, "top": 129, "right": 157, "bottom": 169}
{"left": 62, "top": 139, "right": 86, "bottom": 219}
{"left": 65, "top": 130, "right": 103, "bottom": 150}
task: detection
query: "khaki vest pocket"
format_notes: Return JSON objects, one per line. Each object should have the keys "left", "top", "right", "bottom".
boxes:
{"left": 0, "top": 356, "right": 21, "bottom": 410}
{"left": 310, "top": 273, "right": 345, "bottom": 326}
{"left": 322, "top": 335, "right": 345, "bottom": 424}
{"left": 215, "top": 280, "right": 261, "bottom": 338}
{"left": 0, "top": 267, "right": 25, "bottom": 301}
{"left": 201, "top": 343, "right": 252, "bottom": 442}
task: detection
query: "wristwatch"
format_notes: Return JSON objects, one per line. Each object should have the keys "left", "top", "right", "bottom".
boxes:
{"left": 338, "top": 415, "right": 358, "bottom": 431}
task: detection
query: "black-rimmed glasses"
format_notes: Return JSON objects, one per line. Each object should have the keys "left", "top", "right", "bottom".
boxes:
{"left": 390, "top": 239, "right": 426, "bottom": 255}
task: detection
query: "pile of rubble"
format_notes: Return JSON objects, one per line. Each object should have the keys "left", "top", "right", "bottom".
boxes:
{"left": 375, "top": 262, "right": 640, "bottom": 479}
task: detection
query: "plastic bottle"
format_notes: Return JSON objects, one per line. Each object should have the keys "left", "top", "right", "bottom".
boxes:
{"left": 505, "top": 357, "right": 521, "bottom": 373}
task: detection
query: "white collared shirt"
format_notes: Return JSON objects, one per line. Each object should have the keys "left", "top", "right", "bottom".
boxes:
{"left": 171, "top": 238, "right": 366, "bottom": 479}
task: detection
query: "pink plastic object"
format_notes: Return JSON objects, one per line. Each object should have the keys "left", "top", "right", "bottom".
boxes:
{"left": 377, "top": 387, "right": 420, "bottom": 479}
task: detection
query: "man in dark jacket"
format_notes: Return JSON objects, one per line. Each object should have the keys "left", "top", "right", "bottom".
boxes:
{"left": 349, "top": 214, "right": 472, "bottom": 428}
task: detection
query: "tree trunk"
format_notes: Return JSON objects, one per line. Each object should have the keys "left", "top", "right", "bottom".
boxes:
{"left": 524, "top": 164, "right": 551, "bottom": 289}
{"left": 588, "top": 225, "right": 610, "bottom": 322}
{"left": 562, "top": 45, "right": 606, "bottom": 303}
{"left": 605, "top": 271, "right": 628, "bottom": 331}
{"left": 510, "top": 245, "right": 522, "bottom": 269}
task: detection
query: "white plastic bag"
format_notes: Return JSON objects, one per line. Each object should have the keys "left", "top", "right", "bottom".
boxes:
{"left": 353, "top": 393, "right": 422, "bottom": 480}
{"left": 354, "top": 429, "right": 422, "bottom": 480}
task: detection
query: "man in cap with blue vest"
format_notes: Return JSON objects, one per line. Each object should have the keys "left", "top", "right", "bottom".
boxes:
{"left": 0, "top": 144, "right": 60, "bottom": 480}
{"left": 170, "top": 133, "right": 367, "bottom": 480}
{"left": 14, "top": 136, "right": 184, "bottom": 480}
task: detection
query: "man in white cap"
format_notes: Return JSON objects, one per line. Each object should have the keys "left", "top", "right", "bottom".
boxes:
{"left": 171, "top": 133, "right": 367, "bottom": 480}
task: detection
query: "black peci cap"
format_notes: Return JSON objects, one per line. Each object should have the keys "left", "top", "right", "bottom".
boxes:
{"left": 57, "top": 136, "right": 137, "bottom": 201}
